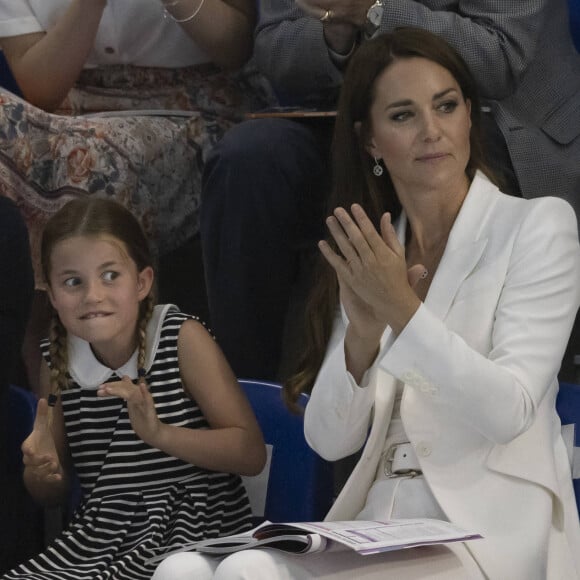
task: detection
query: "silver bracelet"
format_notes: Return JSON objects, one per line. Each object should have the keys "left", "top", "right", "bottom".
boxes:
{"left": 164, "top": 0, "right": 206, "bottom": 22}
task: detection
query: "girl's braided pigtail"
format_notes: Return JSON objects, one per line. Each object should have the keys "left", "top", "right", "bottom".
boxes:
{"left": 137, "top": 294, "right": 155, "bottom": 384}
{"left": 47, "top": 312, "right": 70, "bottom": 424}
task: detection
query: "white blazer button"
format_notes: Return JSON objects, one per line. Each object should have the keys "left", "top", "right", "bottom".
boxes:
{"left": 416, "top": 442, "right": 432, "bottom": 457}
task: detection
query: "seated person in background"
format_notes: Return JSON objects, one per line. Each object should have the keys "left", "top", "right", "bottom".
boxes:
{"left": 157, "top": 28, "right": 580, "bottom": 579}
{"left": 3, "top": 197, "right": 265, "bottom": 579}
{"left": 0, "top": 197, "right": 36, "bottom": 574}
{"left": 0, "top": 0, "right": 274, "bottom": 287}
{"left": 200, "top": 0, "right": 580, "bottom": 382}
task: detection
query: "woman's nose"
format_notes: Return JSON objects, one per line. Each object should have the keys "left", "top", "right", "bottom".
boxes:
{"left": 421, "top": 113, "right": 441, "bottom": 141}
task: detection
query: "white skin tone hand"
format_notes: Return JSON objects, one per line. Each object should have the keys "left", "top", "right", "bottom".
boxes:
{"left": 97, "top": 376, "right": 161, "bottom": 446}
{"left": 21, "top": 398, "right": 64, "bottom": 485}
{"left": 295, "top": 0, "right": 370, "bottom": 54}
{"left": 319, "top": 203, "right": 425, "bottom": 382}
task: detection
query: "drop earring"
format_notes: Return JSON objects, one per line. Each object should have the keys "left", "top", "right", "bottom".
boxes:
{"left": 373, "top": 157, "right": 384, "bottom": 177}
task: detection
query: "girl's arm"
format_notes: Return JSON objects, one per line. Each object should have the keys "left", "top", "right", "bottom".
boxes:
{"left": 167, "top": 319, "right": 266, "bottom": 475}
{"left": 22, "top": 361, "right": 71, "bottom": 506}
{"left": 162, "top": 0, "right": 255, "bottom": 69}
{"left": 99, "top": 320, "right": 267, "bottom": 476}
{"left": 1, "top": 0, "right": 106, "bottom": 111}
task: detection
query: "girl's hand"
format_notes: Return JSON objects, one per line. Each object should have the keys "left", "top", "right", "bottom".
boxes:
{"left": 22, "top": 398, "right": 64, "bottom": 484}
{"left": 97, "top": 376, "right": 162, "bottom": 446}
{"left": 319, "top": 204, "right": 424, "bottom": 338}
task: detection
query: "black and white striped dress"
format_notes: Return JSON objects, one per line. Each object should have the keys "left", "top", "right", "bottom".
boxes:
{"left": 4, "top": 305, "right": 252, "bottom": 580}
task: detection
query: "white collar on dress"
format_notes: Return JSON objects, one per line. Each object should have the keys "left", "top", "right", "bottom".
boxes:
{"left": 67, "top": 304, "right": 176, "bottom": 388}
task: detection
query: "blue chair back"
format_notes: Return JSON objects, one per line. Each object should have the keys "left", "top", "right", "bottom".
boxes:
{"left": 238, "top": 379, "right": 334, "bottom": 523}
{"left": 6, "top": 385, "right": 37, "bottom": 469}
{"left": 556, "top": 382, "right": 580, "bottom": 515}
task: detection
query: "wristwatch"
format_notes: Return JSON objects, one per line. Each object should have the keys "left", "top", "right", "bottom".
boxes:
{"left": 363, "top": 0, "right": 385, "bottom": 39}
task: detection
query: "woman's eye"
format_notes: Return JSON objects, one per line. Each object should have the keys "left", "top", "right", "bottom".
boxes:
{"left": 102, "top": 271, "right": 119, "bottom": 282}
{"left": 390, "top": 110, "right": 412, "bottom": 122}
{"left": 438, "top": 100, "right": 458, "bottom": 113}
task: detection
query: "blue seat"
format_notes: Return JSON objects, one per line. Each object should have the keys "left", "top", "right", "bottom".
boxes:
{"left": 556, "top": 382, "right": 580, "bottom": 515}
{"left": 6, "top": 385, "right": 37, "bottom": 470}
{"left": 238, "top": 379, "right": 334, "bottom": 523}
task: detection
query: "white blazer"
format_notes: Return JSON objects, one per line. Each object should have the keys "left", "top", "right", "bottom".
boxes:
{"left": 305, "top": 173, "right": 580, "bottom": 580}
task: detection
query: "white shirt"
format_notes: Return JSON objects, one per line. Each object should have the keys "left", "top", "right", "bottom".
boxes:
{"left": 0, "top": 0, "right": 208, "bottom": 67}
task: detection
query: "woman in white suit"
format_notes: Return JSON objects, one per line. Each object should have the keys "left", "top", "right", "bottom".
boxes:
{"left": 153, "top": 28, "right": 580, "bottom": 579}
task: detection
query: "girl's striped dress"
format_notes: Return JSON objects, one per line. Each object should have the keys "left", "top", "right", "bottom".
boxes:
{"left": 3, "top": 304, "right": 252, "bottom": 579}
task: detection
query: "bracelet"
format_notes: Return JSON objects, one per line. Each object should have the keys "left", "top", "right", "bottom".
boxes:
{"left": 163, "top": 0, "right": 206, "bottom": 22}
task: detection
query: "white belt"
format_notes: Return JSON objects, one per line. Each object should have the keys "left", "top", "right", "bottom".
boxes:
{"left": 382, "top": 442, "right": 422, "bottom": 478}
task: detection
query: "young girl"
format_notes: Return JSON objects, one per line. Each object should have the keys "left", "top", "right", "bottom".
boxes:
{"left": 4, "top": 197, "right": 266, "bottom": 579}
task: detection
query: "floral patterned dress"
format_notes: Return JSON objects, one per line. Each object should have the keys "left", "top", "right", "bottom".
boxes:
{"left": 0, "top": 64, "right": 275, "bottom": 287}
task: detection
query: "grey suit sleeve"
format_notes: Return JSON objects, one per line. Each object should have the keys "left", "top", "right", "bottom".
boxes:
{"left": 255, "top": 0, "right": 548, "bottom": 104}
{"left": 377, "top": 0, "right": 547, "bottom": 99}
{"left": 254, "top": 0, "right": 343, "bottom": 105}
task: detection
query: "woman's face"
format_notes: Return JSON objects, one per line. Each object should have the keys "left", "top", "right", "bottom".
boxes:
{"left": 365, "top": 57, "right": 472, "bottom": 198}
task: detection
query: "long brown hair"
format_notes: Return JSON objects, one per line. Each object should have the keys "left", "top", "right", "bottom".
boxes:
{"left": 41, "top": 197, "right": 156, "bottom": 399}
{"left": 284, "top": 27, "right": 496, "bottom": 410}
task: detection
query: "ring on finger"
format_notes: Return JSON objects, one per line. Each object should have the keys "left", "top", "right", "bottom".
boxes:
{"left": 320, "top": 9, "right": 333, "bottom": 22}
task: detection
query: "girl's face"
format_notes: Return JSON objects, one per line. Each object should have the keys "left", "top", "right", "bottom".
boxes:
{"left": 365, "top": 57, "right": 472, "bottom": 199}
{"left": 47, "top": 235, "right": 153, "bottom": 368}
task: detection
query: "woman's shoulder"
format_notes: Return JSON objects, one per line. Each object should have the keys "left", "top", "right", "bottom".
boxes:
{"left": 499, "top": 193, "right": 578, "bottom": 237}
{"left": 476, "top": 171, "right": 579, "bottom": 235}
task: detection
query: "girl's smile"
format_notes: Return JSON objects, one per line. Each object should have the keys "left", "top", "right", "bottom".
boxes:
{"left": 47, "top": 235, "right": 153, "bottom": 369}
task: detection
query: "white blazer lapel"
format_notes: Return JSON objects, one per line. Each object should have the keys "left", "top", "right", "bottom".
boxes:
{"left": 416, "top": 173, "right": 496, "bottom": 321}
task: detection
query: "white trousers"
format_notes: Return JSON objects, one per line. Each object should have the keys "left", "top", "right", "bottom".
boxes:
{"left": 151, "top": 542, "right": 485, "bottom": 580}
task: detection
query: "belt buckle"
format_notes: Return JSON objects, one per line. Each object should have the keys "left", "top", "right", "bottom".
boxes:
{"left": 383, "top": 443, "right": 420, "bottom": 478}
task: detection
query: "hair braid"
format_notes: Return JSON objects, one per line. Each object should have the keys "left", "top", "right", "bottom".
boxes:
{"left": 48, "top": 312, "right": 70, "bottom": 398}
{"left": 137, "top": 294, "right": 155, "bottom": 378}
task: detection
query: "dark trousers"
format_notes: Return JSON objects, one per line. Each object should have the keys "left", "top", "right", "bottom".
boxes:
{"left": 200, "top": 114, "right": 519, "bottom": 381}
{"left": 0, "top": 196, "right": 38, "bottom": 573}
{"left": 201, "top": 118, "right": 331, "bottom": 380}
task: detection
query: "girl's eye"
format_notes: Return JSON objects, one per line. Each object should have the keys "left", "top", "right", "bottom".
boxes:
{"left": 438, "top": 100, "right": 458, "bottom": 113}
{"left": 64, "top": 277, "right": 81, "bottom": 288}
{"left": 102, "top": 271, "right": 119, "bottom": 282}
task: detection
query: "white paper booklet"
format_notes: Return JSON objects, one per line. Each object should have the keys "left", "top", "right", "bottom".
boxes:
{"left": 147, "top": 518, "right": 482, "bottom": 564}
